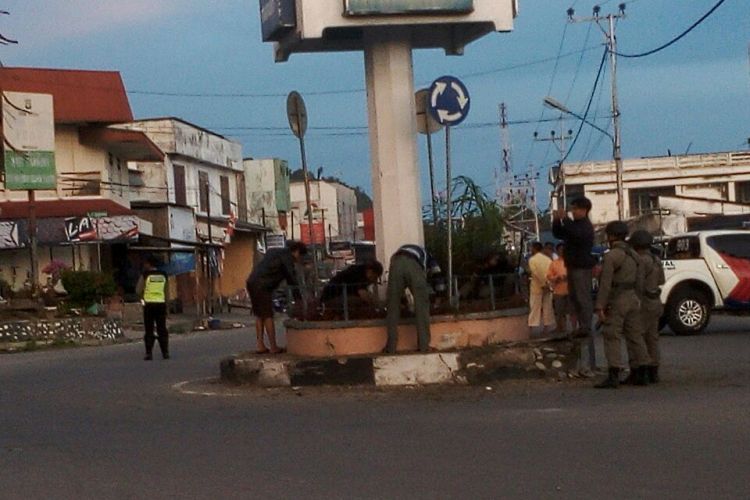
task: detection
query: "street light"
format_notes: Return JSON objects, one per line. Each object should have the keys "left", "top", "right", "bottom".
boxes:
{"left": 543, "top": 96, "right": 613, "bottom": 141}
{"left": 543, "top": 95, "right": 624, "bottom": 219}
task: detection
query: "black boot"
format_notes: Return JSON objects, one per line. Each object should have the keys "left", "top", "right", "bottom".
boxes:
{"left": 633, "top": 365, "right": 649, "bottom": 386}
{"left": 594, "top": 368, "right": 620, "bottom": 389}
{"left": 648, "top": 365, "right": 659, "bottom": 384}
{"left": 621, "top": 367, "right": 638, "bottom": 385}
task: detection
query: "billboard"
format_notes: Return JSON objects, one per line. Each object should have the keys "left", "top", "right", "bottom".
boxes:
{"left": 2, "top": 92, "right": 56, "bottom": 190}
{"left": 259, "top": 0, "right": 297, "bottom": 42}
{"left": 344, "top": 0, "right": 474, "bottom": 16}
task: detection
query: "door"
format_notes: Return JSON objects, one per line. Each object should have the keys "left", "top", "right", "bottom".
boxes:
{"left": 704, "top": 234, "right": 750, "bottom": 307}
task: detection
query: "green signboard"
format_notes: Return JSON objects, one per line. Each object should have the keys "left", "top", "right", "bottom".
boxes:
{"left": 4, "top": 151, "right": 56, "bottom": 190}
{"left": 344, "top": 0, "right": 474, "bottom": 16}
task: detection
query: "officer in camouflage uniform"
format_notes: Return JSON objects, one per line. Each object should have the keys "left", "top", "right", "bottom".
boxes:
{"left": 630, "top": 230, "right": 665, "bottom": 384}
{"left": 594, "top": 221, "right": 651, "bottom": 388}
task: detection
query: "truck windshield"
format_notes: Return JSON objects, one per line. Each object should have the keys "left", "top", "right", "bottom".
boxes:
{"left": 665, "top": 236, "right": 701, "bottom": 260}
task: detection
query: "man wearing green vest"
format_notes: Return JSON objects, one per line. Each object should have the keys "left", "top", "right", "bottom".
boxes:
{"left": 137, "top": 255, "right": 169, "bottom": 360}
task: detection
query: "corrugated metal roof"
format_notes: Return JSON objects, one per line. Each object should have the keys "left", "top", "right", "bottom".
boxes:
{"left": 0, "top": 67, "right": 133, "bottom": 124}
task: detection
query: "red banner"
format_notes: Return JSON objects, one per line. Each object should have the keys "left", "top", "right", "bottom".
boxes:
{"left": 299, "top": 222, "right": 325, "bottom": 245}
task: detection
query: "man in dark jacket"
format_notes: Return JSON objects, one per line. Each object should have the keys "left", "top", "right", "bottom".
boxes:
{"left": 552, "top": 197, "right": 596, "bottom": 338}
{"left": 320, "top": 260, "right": 383, "bottom": 319}
{"left": 246, "top": 241, "right": 307, "bottom": 354}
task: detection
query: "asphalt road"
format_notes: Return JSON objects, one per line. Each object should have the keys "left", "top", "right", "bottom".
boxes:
{"left": 1, "top": 316, "right": 749, "bottom": 499}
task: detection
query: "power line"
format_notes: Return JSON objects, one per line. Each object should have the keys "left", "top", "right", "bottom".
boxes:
{"left": 560, "top": 48, "right": 609, "bottom": 165}
{"left": 614, "top": 0, "right": 727, "bottom": 58}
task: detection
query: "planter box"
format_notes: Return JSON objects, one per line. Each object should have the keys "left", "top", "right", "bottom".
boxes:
{"left": 285, "top": 307, "right": 529, "bottom": 357}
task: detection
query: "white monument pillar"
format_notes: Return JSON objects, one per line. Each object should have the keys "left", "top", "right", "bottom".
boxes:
{"left": 364, "top": 29, "right": 424, "bottom": 267}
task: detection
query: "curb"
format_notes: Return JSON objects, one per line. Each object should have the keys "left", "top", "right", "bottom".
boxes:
{"left": 220, "top": 338, "right": 581, "bottom": 388}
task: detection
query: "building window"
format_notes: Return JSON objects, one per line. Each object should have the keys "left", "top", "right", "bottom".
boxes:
{"left": 173, "top": 165, "right": 187, "bottom": 206}
{"left": 236, "top": 173, "right": 247, "bottom": 222}
{"left": 629, "top": 186, "right": 676, "bottom": 217}
{"left": 737, "top": 181, "right": 750, "bottom": 204}
{"left": 199, "top": 171, "right": 209, "bottom": 213}
{"left": 220, "top": 175, "right": 231, "bottom": 215}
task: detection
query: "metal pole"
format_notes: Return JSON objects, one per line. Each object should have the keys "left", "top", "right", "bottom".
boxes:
{"left": 446, "top": 126, "right": 453, "bottom": 306}
{"left": 608, "top": 14, "right": 625, "bottom": 220}
{"left": 28, "top": 190, "right": 38, "bottom": 295}
{"left": 205, "top": 181, "right": 214, "bottom": 314}
{"left": 298, "top": 135, "right": 319, "bottom": 289}
{"left": 424, "top": 93, "right": 439, "bottom": 225}
{"left": 342, "top": 283, "right": 349, "bottom": 322}
{"left": 290, "top": 210, "right": 295, "bottom": 240}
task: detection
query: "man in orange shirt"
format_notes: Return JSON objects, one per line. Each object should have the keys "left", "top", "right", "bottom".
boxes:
{"left": 547, "top": 243, "right": 573, "bottom": 335}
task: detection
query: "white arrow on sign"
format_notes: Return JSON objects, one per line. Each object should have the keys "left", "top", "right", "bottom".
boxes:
{"left": 431, "top": 81, "right": 447, "bottom": 108}
{"left": 438, "top": 109, "right": 463, "bottom": 123}
{"left": 452, "top": 81, "right": 469, "bottom": 110}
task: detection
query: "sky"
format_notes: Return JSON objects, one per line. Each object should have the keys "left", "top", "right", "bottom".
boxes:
{"left": 2, "top": 0, "right": 748, "bottom": 208}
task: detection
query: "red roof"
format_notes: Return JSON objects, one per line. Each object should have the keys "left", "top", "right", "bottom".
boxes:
{"left": 0, "top": 198, "right": 134, "bottom": 220}
{"left": 0, "top": 67, "right": 133, "bottom": 124}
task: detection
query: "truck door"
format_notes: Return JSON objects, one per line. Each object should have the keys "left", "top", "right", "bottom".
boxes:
{"left": 704, "top": 234, "right": 750, "bottom": 308}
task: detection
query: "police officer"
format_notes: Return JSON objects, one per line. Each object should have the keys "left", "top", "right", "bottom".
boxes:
{"left": 594, "top": 221, "right": 650, "bottom": 388}
{"left": 630, "top": 230, "right": 665, "bottom": 384}
{"left": 385, "top": 245, "right": 440, "bottom": 353}
{"left": 137, "top": 255, "right": 169, "bottom": 360}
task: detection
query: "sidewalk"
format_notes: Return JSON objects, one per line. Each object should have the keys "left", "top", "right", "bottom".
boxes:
{"left": 121, "top": 310, "right": 265, "bottom": 341}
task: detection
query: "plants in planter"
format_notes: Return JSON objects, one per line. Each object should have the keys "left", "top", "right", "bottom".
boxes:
{"left": 60, "top": 270, "right": 117, "bottom": 315}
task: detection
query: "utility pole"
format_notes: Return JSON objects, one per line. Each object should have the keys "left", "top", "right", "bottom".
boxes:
{"left": 497, "top": 103, "right": 514, "bottom": 205}
{"left": 569, "top": 3, "right": 627, "bottom": 219}
{"left": 534, "top": 120, "right": 573, "bottom": 210}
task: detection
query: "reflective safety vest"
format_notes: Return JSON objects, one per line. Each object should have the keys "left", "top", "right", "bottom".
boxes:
{"left": 143, "top": 274, "right": 167, "bottom": 303}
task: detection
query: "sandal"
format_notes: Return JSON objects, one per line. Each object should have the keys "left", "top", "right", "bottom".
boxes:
{"left": 255, "top": 348, "right": 270, "bottom": 355}
{"left": 269, "top": 348, "right": 286, "bottom": 355}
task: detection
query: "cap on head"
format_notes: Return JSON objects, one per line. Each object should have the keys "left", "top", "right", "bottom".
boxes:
{"left": 629, "top": 230, "right": 653, "bottom": 249}
{"left": 605, "top": 221, "right": 629, "bottom": 240}
{"left": 146, "top": 255, "right": 162, "bottom": 268}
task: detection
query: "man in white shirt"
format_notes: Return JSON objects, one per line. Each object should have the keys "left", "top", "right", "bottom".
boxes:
{"left": 527, "top": 242, "right": 554, "bottom": 336}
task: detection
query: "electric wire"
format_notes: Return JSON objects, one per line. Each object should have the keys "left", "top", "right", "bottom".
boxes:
{"left": 613, "top": 0, "right": 727, "bottom": 58}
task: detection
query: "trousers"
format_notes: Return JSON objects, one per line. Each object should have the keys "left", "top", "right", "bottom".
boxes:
{"left": 144, "top": 303, "right": 169, "bottom": 356}
{"left": 602, "top": 292, "right": 650, "bottom": 369}
{"left": 568, "top": 268, "right": 593, "bottom": 335}
{"left": 386, "top": 255, "right": 431, "bottom": 353}
{"left": 640, "top": 299, "right": 663, "bottom": 365}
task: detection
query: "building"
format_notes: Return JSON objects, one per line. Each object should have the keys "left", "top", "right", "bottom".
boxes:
{"left": 0, "top": 67, "right": 163, "bottom": 292}
{"left": 554, "top": 151, "right": 750, "bottom": 231}
{"left": 289, "top": 179, "right": 358, "bottom": 244}
{"left": 243, "top": 158, "right": 291, "bottom": 237}
{"left": 120, "top": 118, "right": 266, "bottom": 307}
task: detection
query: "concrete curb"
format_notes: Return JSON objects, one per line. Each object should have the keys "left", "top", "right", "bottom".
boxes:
{"left": 220, "top": 338, "right": 581, "bottom": 388}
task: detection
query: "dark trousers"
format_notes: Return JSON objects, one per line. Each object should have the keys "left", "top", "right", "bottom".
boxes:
{"left": 568, "top": 268, "right": 593, "bottom": 335}
{"left": 144, "top": 303, "right": 168, "bottom": 356}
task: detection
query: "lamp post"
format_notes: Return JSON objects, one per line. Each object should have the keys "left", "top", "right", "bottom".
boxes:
{"left": 543, "top": 96, "right": 624, "bottom": 220}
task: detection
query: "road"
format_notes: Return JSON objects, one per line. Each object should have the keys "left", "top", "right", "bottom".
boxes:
{"left": 1, "top": 316, "right": 749, "bottom": 499}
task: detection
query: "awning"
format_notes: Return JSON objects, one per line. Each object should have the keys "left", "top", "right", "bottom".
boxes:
{"left": 0, "top": 198, "right": 134, "bottom": 219}
{"left": 79, "top": 127, "right": 164, "bottom": 162}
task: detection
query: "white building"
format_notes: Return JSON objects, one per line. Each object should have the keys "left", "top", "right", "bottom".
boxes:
{"left": 243, "top": 158, "right": 291, "bottom": 235}
{"left": 120, "top": 118, "right": 264, "bottom": 302}
{"left": 554, "top": 151, "right": 750, "bottom": 226}
{"left": 290, "top": 179, "right": 358, "bottom": 243}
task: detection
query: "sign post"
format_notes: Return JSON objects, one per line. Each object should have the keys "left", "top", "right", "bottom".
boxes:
{"left": 428, "top": 76, "right": 470, "bottom": 306}
{"left": 415, "top": 88, "right": 443, "bottom": 225}
{"left": 287, "top": 91, "right": 319, "bottom": 292}
{"left": 2, "top": 92, "right": 56, "bottom": 294}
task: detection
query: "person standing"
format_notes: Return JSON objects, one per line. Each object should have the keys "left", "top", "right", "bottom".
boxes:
{"left": 630, "top": 230, "right": 665, "bottom": 384}
{"left": 527, "top": 242, "right": 554, "bottom": 336}
{"left": 246, "top": 241, "right": 307, "bottom": 354}
{"left": 547, "top": 243, "right": 573, "bottom": 335}
{"left": 136, "top": 255, "right": 169, "bottom": 361}
{"left": 552, "top": 197, "right": 596, "bottom": 338}
{"left": 385, "top": 244, "right": 439, "bottom": 353}
{"left": 594, "top": 221, "right": 651, "bottom": 389}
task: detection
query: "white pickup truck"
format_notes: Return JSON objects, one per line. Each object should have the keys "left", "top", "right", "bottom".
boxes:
{"left": 661, "top": 230, "right": 750, "bottom": 335}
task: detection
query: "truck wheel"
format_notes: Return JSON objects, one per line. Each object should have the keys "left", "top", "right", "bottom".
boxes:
{"left": 666, "top": 289, "right": 711, "bottom": 335}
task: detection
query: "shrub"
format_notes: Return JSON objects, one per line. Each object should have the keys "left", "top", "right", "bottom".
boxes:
{"left": 60, "top": 270, "right": 117, "bottom": 308}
